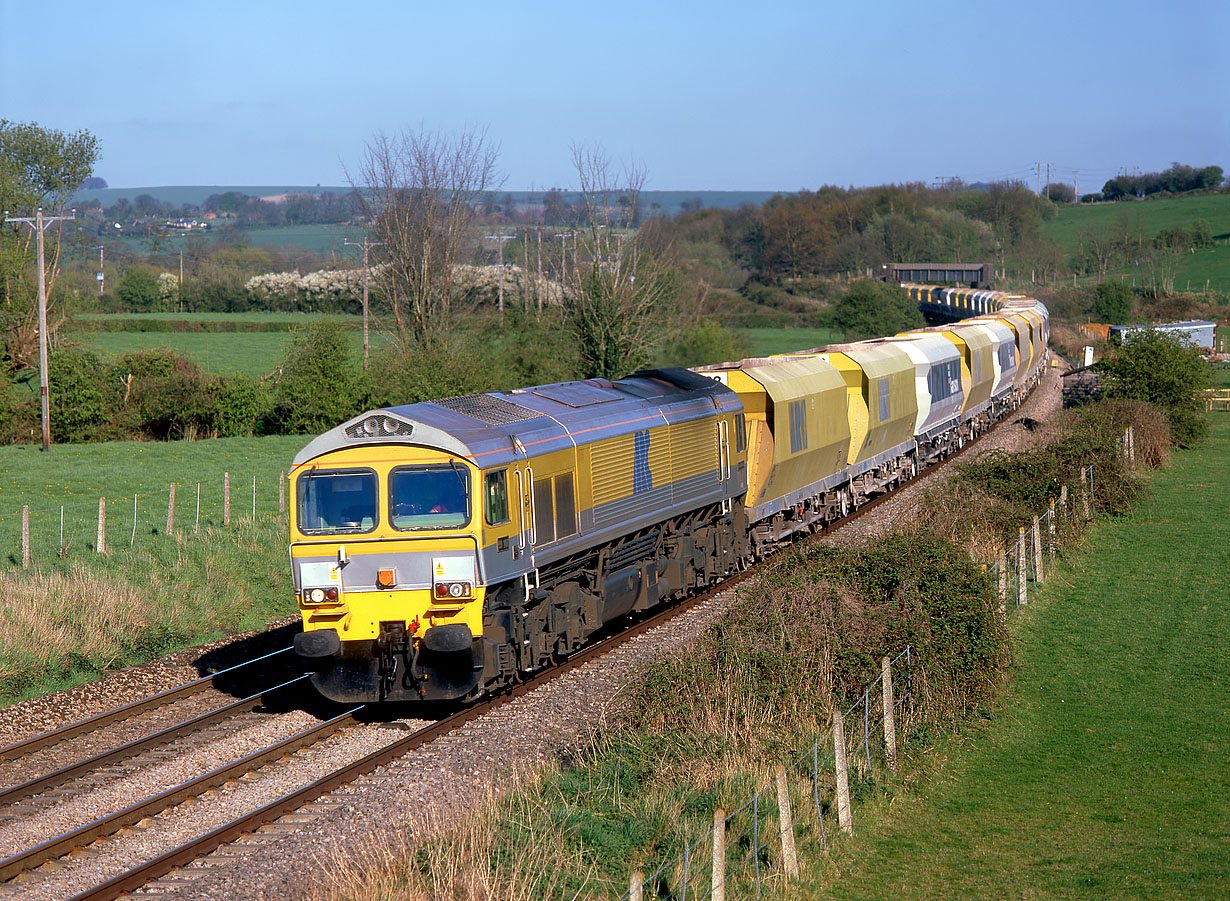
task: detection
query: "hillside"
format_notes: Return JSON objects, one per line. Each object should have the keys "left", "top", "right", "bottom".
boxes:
{"left": 1044, "top": 193, "right": 1230, "bottom": 294}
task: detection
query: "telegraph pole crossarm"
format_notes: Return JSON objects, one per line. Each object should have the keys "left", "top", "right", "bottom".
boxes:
{"left": 344, "top": 236, "right": 384, "bottom": 368}
{"left": 5, "top": 207, "right": 76, "bottom": 452}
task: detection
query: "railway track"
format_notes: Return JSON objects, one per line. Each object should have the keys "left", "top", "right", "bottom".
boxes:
{"left": 0, "top": 393, "right": 1039, "bottom": 900}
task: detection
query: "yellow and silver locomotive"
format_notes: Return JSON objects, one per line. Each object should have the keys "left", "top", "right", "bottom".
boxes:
{"left": 289, "top": 368, "right": 747, "bottom": 703}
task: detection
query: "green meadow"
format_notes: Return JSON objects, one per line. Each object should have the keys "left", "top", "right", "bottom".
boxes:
{"left": 805, "top": 412, "right": 1230, "bottom": 898}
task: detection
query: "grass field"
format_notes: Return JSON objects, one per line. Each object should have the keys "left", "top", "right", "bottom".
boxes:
{"left": 72, "top": 312, "right": 360, "bottom": 324}
{"left": 740, "top": 326, "right": 845, "bottom": 356}
{"left": 808, "top": 412, "right": 1230, "bottom": 898}
{"left": 65, "top": 329, "right": 394, "bottom": 378}
{"left": 1045, "top": 193, "right": 1230, "bottom": 293}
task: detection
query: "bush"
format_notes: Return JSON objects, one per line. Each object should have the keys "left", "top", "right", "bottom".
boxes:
{"left": 1094, "top": 327, "right": 1210, "bottom": 446}
{"left": 1094, "top": 280, "right": 1134, "bottom": 322}
{"left": 664, "top": 319, "right": 749, "bottom": 367}
{"left": 264, "top": 323, "right": 361, "bottom": 434}
{"left": 48, "top": 348, "right": 116, "bottom": 442}
{"left": 361, "top": 341, "right": 506, "bottom": 409}
{"left": 831, "top": 279, "right": 925, "bottom": 341}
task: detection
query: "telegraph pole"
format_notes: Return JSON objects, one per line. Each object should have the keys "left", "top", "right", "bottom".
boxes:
{"left": 344, "top": 236, "right": 383, "bottom": 368}
{"left": 96, "top": 244, "right": 105, "bottom": 296}
{"left": 484, "top": 233, "right": 515, "bottom": 315}
{"left": 5, "top": 208, "right": 76, "bottom": 452}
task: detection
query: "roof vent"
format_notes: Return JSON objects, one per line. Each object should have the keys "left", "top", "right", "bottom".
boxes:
{"left": 434, "top": 393, "right": 541, "bottom": 426}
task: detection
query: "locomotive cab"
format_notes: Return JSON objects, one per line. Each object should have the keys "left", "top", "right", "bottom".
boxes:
{"left": 290, "top": 441, "right": 488, "bottom": 703}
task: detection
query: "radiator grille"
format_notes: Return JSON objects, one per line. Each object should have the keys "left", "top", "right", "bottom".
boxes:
{"left": 434, "top": 394, "right": 541, "bottom": 426}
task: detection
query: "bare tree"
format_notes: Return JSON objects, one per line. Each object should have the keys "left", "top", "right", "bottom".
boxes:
{"left": 563, "top": 145, "right": 674, "bottom": 379}
{"left": 353, "top": 127, "right": 500, "bottom": 352}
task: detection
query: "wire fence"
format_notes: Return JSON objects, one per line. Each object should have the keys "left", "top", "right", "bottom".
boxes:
{"left": 622, "top": 648, "right": 914, "bottom": 901}
{"left": 10, "top": 471, "right": 288, "bottom": 567}
{"left": 621, "top": 430, "right": 1135, "bottom": 899}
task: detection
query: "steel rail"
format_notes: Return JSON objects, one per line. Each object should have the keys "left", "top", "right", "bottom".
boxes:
{"left": 0, "top": 704, "right": 361, "bottom": 883}
{"left": 0, "top": 675, "right": 310, "bottom": 809}
{"left": 0, "top": 646, "right": 295, "bottom": 763}
{"left": 61, "top": 378, "right": 1047, "bottom": 900}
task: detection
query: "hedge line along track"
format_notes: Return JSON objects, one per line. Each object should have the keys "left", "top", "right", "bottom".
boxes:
{"left": 3, "top": 388, "right": 1041, "bottom": 900}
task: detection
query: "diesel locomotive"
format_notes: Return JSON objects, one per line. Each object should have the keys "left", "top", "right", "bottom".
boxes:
{"left": 288, "top": 285, "right": 1049, "bottom": 703}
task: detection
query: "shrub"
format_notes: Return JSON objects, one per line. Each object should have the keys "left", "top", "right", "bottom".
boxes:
{"left": 1094, "top": 326, "right": 1210, "bottom": 446}
{"left": 264, "top": 323, "right": 360, "bottom": 434}
{"left": 48, "top": 348, "right": 115, "bottom": 442}
{"left": 361, "top": 342, "right": 506, "bottom": 409}
{"left": 117, "top": 265, "right": 160, "bottom": 312}
{"left": 831, "top": 279, "right": 925, "bottom": 341}
{"left": 664, "top": 319, "right": 749, "bottom": 367}
{"left": 1093, "top": 280, "right": 1134, "bottom": 322}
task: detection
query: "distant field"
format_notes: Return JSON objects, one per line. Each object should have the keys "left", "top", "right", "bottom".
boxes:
{"left": 67, "top": 329, "right": 396, "bottom": 378}
{"left": 73, "top": 312, "right": 359, "bottom": 324}
{"left": 243, "top": 224, "right": 364, "bottom": 253}
{"left": 741, "top": 326, "right": 845, "bottom": 356}
{"left": 1045, "top": 193, "right": 1230, "bottom": 293}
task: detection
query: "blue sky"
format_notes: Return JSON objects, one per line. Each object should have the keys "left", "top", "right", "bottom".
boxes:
{"left": 2, "top": 0, "right": 1226, "bottom": 192}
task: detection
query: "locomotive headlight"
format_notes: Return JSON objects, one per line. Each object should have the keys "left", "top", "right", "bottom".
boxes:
{"left": 434, "top": 580, "right": 473, "bottom": 600}
{"left": 303, "top": 586, "right": 340, "bottom": 605}
{"left": 448, "top": 582, "right": 465, "bottom": 598}
{"left": 308, "top": 588, "right": 325, "bottom": 603}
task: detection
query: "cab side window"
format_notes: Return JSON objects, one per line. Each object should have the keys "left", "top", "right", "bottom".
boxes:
{"left": 485, "top": 470, "right": 509, "bottom": 525}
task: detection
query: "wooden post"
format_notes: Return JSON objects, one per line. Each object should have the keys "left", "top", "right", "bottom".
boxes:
{"left": 279, "top": 471, "right": 286, "bottom": 514}
{"left": 881, "top": 656, "right": 897, "bottom": 773}
{"left": 1017, "top": 529, "right": 1027, "bottom": 605}
{"left": 1033, "top": 516, "right": 1044, "bottom": 583}
{"left": 97, "top": 497, "right": 106, "bottom": 554}
{"left": 1128, "top": 426, "right": 1135, "bottom": 464}
{"left": 629, "top": 870, "right": 643, "bottom": 901}
{"left": 166, "top": 483, "right": 176, "bottom": 536}
{"left": 712, "top": 807, "right": 726, "bottom": 901}
{"left": 833, "top": 710, "right": 853, "bottom": 835}
{"left": 223, "top": 472, "right": 231, "bottom": 526}
{"left": 997, "top": 558, "right": 1007, "bottom": 616}
{"left": 21, "top": 505, "right": 30, "bottom": 568}
{"left": 775, "top": 769, "right": 799, "bottom": 878}
{"left": 1048, "top": 501, "right": 1056, "bottom": 564}
{"left": 1079, "top": 467, "right": 1091, "bottom": 519}
{"left": 1060, "top": 485, "right": 1068, "bottom": 522}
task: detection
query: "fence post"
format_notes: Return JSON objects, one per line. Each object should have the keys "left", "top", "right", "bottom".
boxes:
{"left": 833, "top": 710, "right": 853, "bottom": 835}
{"left": 1060, "top": 485, "right": 1068, "bottom": 522}
{"left": 882, "top": 656, "right": 897, "bottom": 773}
{"left": 97, "top": 497, "right": 106, "bottom": 554}
{"left": 997, "top": 558, "right": 1007, "bottom": 617}
{"left": 252, "top": 475, "right": 256, "bottom": 520}
{"left": 1129, "top": 426, "right": 1135, "bottom": 464}
{"left": 166, "top": 483, "right": 176, "bottom": 536}
{"left": 1048, "top": 501, "right": 1056, "bottom": 564}
{"left": 1032, "top": 516, "right": 1044, "bottom": 583}
{"left": 1079, "top": 467, "right": 1091, "bottom": 519}
{"left": 629, "top": 870, "right": 643, "bottom": 901}
{"left": 195, "top": 483, "right": 201, "bottom": 533}
{"left": 279, "top": 471, "right": 286, "bottom": 514}
{"left": 712, "top": 808, "right": 726, "bottom": 901}
{"left": 775, "top": 769, "right": 799, "bottom": 879}
{"left": 1017, "top": 529, "right": 1027, "bottom": 605}
{"left": 22, "top": 505, "right": 30, "bottom": 568}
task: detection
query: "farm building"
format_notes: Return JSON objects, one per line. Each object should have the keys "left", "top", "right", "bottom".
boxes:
{"left": 1109, "top": 320, "right": 1216, "bottom": 351}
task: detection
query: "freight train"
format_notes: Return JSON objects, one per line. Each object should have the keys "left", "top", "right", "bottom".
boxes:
{"left": 288, "top": 285, "right": 1049, "bottom": 703}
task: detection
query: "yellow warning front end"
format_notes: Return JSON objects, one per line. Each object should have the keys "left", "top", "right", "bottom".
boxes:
{"left": 288, "top": 444, "right": 488, "bottom": 702}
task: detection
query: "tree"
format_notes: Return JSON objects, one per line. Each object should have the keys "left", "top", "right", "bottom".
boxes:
{"left": 830, "top": 279, "right": 924, "bottom": 341}
{"left": 117, "top": 265, "right": 160, "bottom": 311}
{"left": 266, "top": 323, "right": 360, "bottom": 434}
{"left": 561, "top": 145, "right": 677, "bottom": 379}
{"left": 0, "top": 120, "right": 100, "bottom": 369}
{"left": 1093, "top": 280, "right": 1133, "bottom": 322}
{"left": 1045, "top": 183, "right": 1075, "bottom": 204}
{"left": 354, "top": 127, "right": 500, "bottom": 352}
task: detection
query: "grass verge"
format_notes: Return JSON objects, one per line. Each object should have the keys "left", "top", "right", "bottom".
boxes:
{"left": 804, "top": 412, "right": 1230, "bottom": 898}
